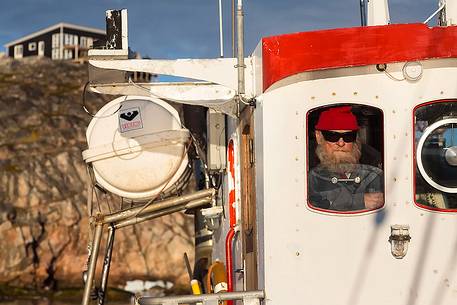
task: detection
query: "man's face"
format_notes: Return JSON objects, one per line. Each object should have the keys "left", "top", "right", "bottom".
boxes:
{"left": 315, "top": 129, "right": 361, "bottom": 167}
{"left": 316, "top": 129, "right": 354, "bottom": 153}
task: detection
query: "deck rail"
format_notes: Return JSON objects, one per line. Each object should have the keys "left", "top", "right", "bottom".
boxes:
{"left": 136, "top": 290, "right": 265, "bottom": 305}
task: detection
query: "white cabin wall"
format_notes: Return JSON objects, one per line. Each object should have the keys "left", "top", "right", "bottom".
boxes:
{"left": 253, "top": 100, "right": 265, "bottom": 290}
{"left": 210, "top": 115, "right": 245, "bottom": 289}
{"left": 255, "top": 58, "right": 457, "bottom": 305}
{"left": 444, "top": 0, "right": 457, "bottom": 25}
{"left": 251, "top": 41, "right": 264, "bottom": 96}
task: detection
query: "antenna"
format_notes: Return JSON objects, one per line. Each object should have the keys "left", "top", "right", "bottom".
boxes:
{"left": 360, "top": 0, "right": 367, "bottom": 26}
{"left": 219, "top": 0, "right": 224, "bottom": 58}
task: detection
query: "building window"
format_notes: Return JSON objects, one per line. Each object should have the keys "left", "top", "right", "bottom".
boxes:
{"left": 307, "top": 104, "right": 384, "bottom": 213}
{"left": 414, "top": 100, "right": 457, "bottom": 211}
{"left": 38, "top": 41, "right": 45, "bottom": 56}
{"left": 14, "top": 45, "right": 23, "bottom": 58}
{"left": 52, "top": 49, "right": 59, "bottom": 60}
{"left": 28, "top": 42, "right": 37, "bottom": 51}
{"left": 52, "top": 33, "right": 60, "bottom": 48}
{"left": 87, "top": 37, "right": 93, "bottom": 48}
{"left": 52, "top": 33, "right": 61, "bottom": 59}
{"left": 64, "top": 33, "right": 70, "bottom": 45}
{"left": 80, "top": 36, "right": 87, "bottom": 48}
{"left": 63, "top": 49, "right": 73, "bottom": 59}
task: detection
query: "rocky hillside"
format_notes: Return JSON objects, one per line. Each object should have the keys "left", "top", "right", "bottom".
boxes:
{"left": 0, "top": 57, "right": 194, "bottom": 293}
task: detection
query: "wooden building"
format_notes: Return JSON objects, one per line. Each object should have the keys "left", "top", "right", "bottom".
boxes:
{"left": 4, "top": 23, "right": 106, "bottom": 61}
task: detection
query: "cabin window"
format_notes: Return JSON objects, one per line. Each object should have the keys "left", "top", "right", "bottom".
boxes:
{"left": 38, "top": 41, "right": 45, "bottom": 56}
{"left": 80, "top": 36, "right": 87, "bottom": 48}
{"left": 28, "top": 42, "right": 36, "bottom": 51}
{"left": 87, "top": 37, "right": 93, "bottom": 48}
{"left": 80, "top": 36, "right": 93, "bottom": 48}
{"left": 52, "top": 33, "right": 60, "bottom": 48}
{"left": 64, "top": 49, "right": 73, "bottom": 60}
{"left": 307, "top": 104, "right": 384, "bottom": 213}
{"left": 64, "top": 34, "right": 70, "bottom": 45}
{"left": 52, "top": 33, "right": 61, "bottom": 59}
{"left": 414, "top": 101, "right": 457, "bottom": 211}
{"left": 14, "top": 45, "right": 23, "bottom": 58}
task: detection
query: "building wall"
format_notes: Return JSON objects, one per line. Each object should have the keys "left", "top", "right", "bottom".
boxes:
{"left": 8, "top": 29, "right": 58, "bottom": 58}
{"left": 7, "top": 27, "right": 105, "bottom": 60}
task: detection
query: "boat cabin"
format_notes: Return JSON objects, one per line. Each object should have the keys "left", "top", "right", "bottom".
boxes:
{"left": 80, "top": 2, "right": 457, "bottom": 305}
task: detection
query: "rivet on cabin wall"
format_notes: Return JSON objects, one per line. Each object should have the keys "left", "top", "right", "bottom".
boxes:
{"left": 332, "top": 92, "right": 336, "bottom": 96}
{"left": 393, "top": 177, "right": 397, "bottom": 182}
{"left": 392, "top": 110, "right": 396, "bottom": 114}
{"left": 353, "top": 92, "right": 358, "bottom": 96}
{"left": 311, "top": 96, "right": 315, "bottom": 100}
{"left": 295, "top": 136, "right": 298, "bottom": 140}
{"left": 393, "top": 135, "right": 397, "bottom": 139}
{"left": 375, "top": 95, "right": 379, "bottom": 99}
{"left": 296, "top": 251, "right": 300, "bottom": 256}
{"left": 440, "top": 91, "right": 444, "bottom": 95}
{"left": 295, "top": 157, "right": 299, "bottom": 161}
{"left": 296, "top": 111, "right": 299, "bottom": 115}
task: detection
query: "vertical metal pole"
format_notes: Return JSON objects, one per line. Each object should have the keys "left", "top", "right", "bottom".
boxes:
{"left": 82, "top": 223, "right": 103, "bottom": 305}
{"left": 360, "top": 0, "right": 367, "bottom": 26}
{"left": 236, "top": 0, "right": 245, "bottom": 96}
{"left": 59, "top": 25, "right": 64, "bottom": 60}
{"left": 232, "top": 0, "right": 235, "bottom": 58}
{"left": 98, "top": 225, "right": 115, "bottom": 305}
{"left": 219, "top": 0, "right": 224, "bottom": 58}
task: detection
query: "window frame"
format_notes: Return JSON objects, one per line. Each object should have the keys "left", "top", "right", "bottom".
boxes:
{"left": 14, "top": 45, "right": 23, "bottom": 58}
{"left": 306, "top": 103, "right": 385, "bottom": 215}
{"left": 413, "top": 99, "right": 457, "bottom": 212}
{"left": 28, "top": 42, "right": 37, "bottom": 51}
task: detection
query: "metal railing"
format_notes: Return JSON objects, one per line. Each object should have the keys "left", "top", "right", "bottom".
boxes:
{"left": 137, "top": 290, "right": 265, "bottom": 305}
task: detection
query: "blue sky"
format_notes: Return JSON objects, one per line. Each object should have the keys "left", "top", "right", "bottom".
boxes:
{"left": 0, "top": 0, "right": 438, "bottom": 59}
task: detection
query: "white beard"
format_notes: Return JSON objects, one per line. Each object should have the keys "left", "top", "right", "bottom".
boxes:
{"left": 315, "top": 139, "right": 362, "bottom": 173}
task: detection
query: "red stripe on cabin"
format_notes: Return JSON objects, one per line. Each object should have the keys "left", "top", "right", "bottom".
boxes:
{"left": 262, "top": 23, "right": 457, "bottom": 91}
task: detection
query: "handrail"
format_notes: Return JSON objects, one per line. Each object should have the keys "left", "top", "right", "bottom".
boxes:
{"left": 137, "top": 290, "right": 265, "bottom": 305}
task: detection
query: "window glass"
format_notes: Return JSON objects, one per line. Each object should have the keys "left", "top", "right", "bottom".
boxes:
{"left": 52, "top": 33, "right": 60, "bottom": 48}
{"left": 307, "top": 104, "right": 384, "bottom": 213}
{"left": 52, "top": 49, "right": 60, "bottom": 60}
{"left": 414, "top": 101, "right": 457, "bottom": 210}
{"left": 87, "top": 38, "right": 93, "bottom": 48}
{"left": 28, "top": 42, "right": 36, "bottom": 51}
{"left": 80, "top": 36, "right": 87, "bottom": 47}
{"left": 14, "top": 45, "right": 23, "bottom": 58}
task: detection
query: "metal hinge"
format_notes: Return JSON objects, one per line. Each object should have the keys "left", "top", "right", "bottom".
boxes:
{"left": 249, "top": 138, "right": 255, "bottom": 165}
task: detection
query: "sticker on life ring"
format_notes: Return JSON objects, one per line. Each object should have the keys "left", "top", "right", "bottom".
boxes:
{"left": 119, "top": 107, "right": 143, "bottom": 133}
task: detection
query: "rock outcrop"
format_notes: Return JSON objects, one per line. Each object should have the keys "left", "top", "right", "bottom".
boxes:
{"left": 0, "top": 57, "right": 194, "bottom": 291}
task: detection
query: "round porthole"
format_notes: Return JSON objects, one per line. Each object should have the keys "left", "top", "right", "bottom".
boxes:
{"left": 416, "top": 118, "right": 457, "bottom": 193}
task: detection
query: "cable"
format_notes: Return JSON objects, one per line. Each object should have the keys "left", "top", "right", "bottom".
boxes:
{"left": 82, "top": 81, "right": 122, "bottom": 118}
{"left": 383, "top": 69, "right": 405, "bottom": 82}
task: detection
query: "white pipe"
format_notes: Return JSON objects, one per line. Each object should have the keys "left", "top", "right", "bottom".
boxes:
{"left": 423, "top": 2, "right": 445, "bottom": 24}
{"left": 219, "top": 0, "right": 224, "bottom": 57}
{"left": 236, "top": 0, "right": 245, "bottom": 96}
{"left": 232, "top": 0, "right": 235, "bottom": 57}
{"left": 367, "top": 0, "right": 390, "bottom": 26}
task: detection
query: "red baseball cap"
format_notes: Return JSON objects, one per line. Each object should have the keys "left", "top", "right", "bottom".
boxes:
{"left": 315, "top": 106, "right": 359, "bottom": 131}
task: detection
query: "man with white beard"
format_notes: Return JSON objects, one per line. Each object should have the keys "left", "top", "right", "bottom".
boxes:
{"left": 308, "top": 106, "right": 384, "bottom": 211}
